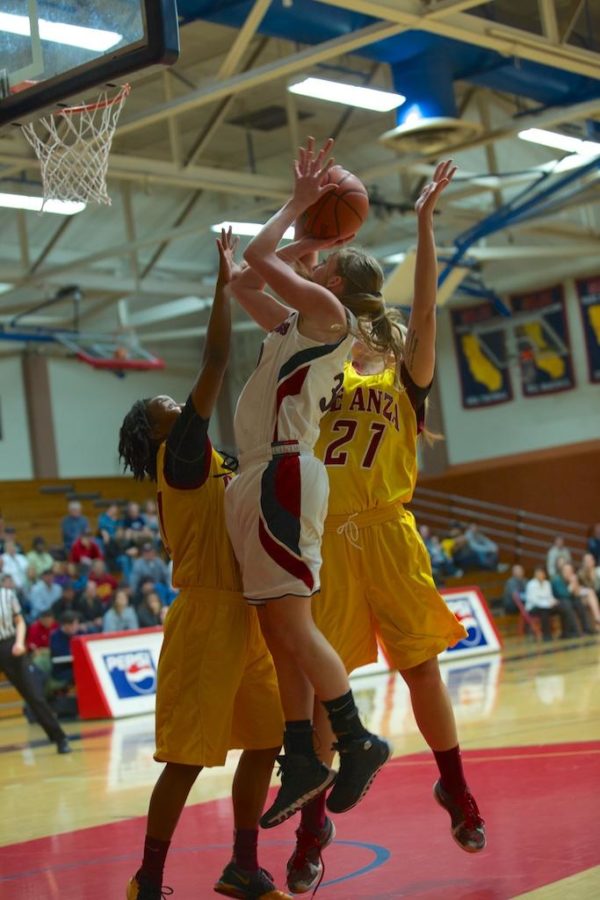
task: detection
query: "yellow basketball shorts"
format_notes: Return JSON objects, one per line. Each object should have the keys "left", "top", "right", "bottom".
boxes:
{"left": 314, "top": 503, "right": 467, "bottom": 673}
{"left": 155, "top": 586, "right": 284, "bottom": 767}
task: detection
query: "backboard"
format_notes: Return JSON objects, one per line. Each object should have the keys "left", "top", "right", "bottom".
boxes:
{"left": 0, "top": 0, "right": 179, "bottom": 127}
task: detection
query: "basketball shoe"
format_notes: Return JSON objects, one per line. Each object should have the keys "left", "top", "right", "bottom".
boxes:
{"left": 259, "top": 754, "right": 336, "bottom": 829}
{"left": 286, "top": 816, "right": 336, "bottom": 894}
{"left": 126, "top": 873, "right": 173, "bottom": 899}
{"left": 433, "top": 780, "right": 486, "bottom": 852}
{"left": 326, "top": 734, "right": 391, "bottom": 814}
{"left": 214, "top": 861, "right": 292, "bottom": 899}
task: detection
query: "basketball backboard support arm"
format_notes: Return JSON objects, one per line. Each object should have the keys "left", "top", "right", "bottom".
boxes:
{"left": 0, "top": 0, "right": 179, "bottom": 127}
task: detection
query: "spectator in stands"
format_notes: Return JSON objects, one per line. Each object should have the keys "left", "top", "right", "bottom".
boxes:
{"left": 103, "top": 588, "right": 139, "bottom": 633}
{"left": 579, "top": 552, "right": 600, "bottom": 594}
{"left": 560, "top": 562, "right": 600, "bottom": 631}
{"left": 419, "top": 526, "right": 462, "bottom": 582}
{"left": 51, "top": 580, "right": 79, "bottom": 620}
{"left": 3, "top": 526, "right": 24, "bottom": 553}
{"left": 27, "top": 609, "right": 58, "bottom": 654}
{"left": 123, "top": 501, "right": 147, "bottom": 538}
{"left": 61, "top": 500, "right": 89, "bottom": 552}
{"left": 129, "top": 542, "right": 169, "bottom": 597}
{"left": 87, "top": 559, "right": 119, "bottom": 604}
{"left": 50, "top": 611, "right": 80, "bottom": 687}
{"left": 75, "top": 581, "right": 105, "bottom": 632}
{"left": 442, "top": 524, "right": 480, "bottom": 571}
{"left": 546, "top": 536, "right": 572, "bottom": 578}
{"left": 142, "top": 499, "right": 160, "bottom": 536}
{"left": 69, "top": 529, "right": 104, "bottom": 569}
{"left": 587, "top": 523, "right": 600, "bottom": 565}
{"left": 28, "top": 568, "right": 62, "bottom": 621}
{"left": 525, "top": 567, "right": 577, "bottom": 642}
{"left": 137, "top": 591, "right": 166, "bottom": 628}
{"left": 103, "top": 525, "right": 139, "bottom": 581}
{"left": 0, "top": 516, "right": 6, "bottom": 554}
{"left": 464, "top": 523, "right": 500, "bottom": 571}
{"left": 1, "top": 540, "right": 30, "bottom": 590}
{"left": 551, "top": 560, "right": 594, "bottom": 635}
{"left": 502, "top": 564, "right": 527, "bottom": 614}
{"left": 97, "top": 503, "right": 122, "bottom": 547}
{"left": 26, "top": 537, "right": 54, "bottom": 579}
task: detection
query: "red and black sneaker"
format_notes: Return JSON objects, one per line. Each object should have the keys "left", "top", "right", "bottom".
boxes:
{"left": 433, "top": 780, "right": 486, "bottom": 853}
{"left": 286, "top": 816, "right": 336, "bottom": 894}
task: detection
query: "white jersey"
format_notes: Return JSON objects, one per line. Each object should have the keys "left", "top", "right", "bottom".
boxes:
{"left": 234, "top": 311, "right": 353, "bottom": 458}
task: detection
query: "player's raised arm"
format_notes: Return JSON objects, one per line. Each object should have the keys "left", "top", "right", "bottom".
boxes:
{"left": 243, "top": 136, "right": 347, "bottom": 332}
{"left": 404, "top": 160, "right": 457, "bottom": 388}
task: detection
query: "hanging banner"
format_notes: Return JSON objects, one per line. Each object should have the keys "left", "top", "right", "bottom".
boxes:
{"left": 510, "top": 285, "right": 575, "bottom": 397}
{"left": 576, "top": 276, "right": 600, "bottom": 383}
{"left": 450, "top": 303, "right": 512, "bottom": 409}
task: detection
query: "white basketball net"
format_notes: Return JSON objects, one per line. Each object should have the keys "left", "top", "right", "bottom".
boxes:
{"left": 21, "top": 84, "right": 130, "bottom": 209}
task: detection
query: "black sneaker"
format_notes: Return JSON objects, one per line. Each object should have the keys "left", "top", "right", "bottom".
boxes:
{"left": 326, "top": 735, "right": 391, "bottom": 814}
{"left": 56, "top": 737, "right": 72, "bottom": 754}
{"left": 259, "top": 754, "right": 336, "bottom": 829}
{"left": 214, "top": 861, "right": 292, "bottom": 899}
{"left": 286, "top": 816, "right": 335, "bottom": 894}
{"left": 126, "top": 873, "right": 173, "bottom": 899}
{"left": 433, "top": 780, "right": 486, "bottom": 853}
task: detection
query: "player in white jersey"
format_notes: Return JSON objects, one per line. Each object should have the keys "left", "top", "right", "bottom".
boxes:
{"left": 226, "top": 137, "right": 400, "bottom": 830}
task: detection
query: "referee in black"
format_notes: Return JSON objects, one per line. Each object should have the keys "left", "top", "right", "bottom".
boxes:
{"left": 0, "top": 576, "right": 71, "bottom": 753}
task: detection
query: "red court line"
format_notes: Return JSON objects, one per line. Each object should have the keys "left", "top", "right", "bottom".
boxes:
{"left": 1, "top": 742, "right": 598, "bottom": 899}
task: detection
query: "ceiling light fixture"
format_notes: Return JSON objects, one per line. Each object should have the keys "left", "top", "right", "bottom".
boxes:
{"left": 518, "top": 128, "right": 599, "bottom": 154}
{"left": 288, "top": 77, "right": 405, "bottom": 112}
{"left": 0, "top": 192, "right": 85, "bottom": 215}
{"left": 211, "top": 221, "right": 295, "bottom": 239}
{"left": 0, "top": 12, "right": 122, "bottom": 52}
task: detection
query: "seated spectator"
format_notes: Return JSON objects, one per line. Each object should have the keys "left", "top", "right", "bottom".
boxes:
{"left": 1, "top": 540, "right": 30, "bottom": 590}
{"left": 579, "top": 552, "right": 600, "bottom": 594}
{"left": 103, "top": 526, "right": 139, "bottom": 581}
{"left": 420, "top": 526, "right": 462, "bottom": 582}
{"left": 61, "top": 501, "right": 89, "bottom": 552}
{"left": 97, "top": 503, "right": 122, "bottom": 547}
{"left": 142, "top": 499, "right": 160, "bottom": 536}
{"left": 560, "top": 562, "right": 599, "bottom": 631}
{"left": 69, "top": 529, "right": 104, "bottom": 568}
{"left": 502, "top": 564, "right": 527, "bottom": 614}
{"left": 28, "top": 568, "right": 62, "bottom": 621}
{"left": 138, "top": 591, "right": 166, "bottom": 628}
{"left": 525, "top": 566, "right": 578, "bottom": 641}
{"left": 27, "top": 537, "right": 54, "bottom": 578}
{"left": 103, "top": 589, "right": 139, "bottom": 633}
{"left": 129, "top": 543, "right": 169, "bottom": 596}
{"left": 123, "top": 502, "right": 148, "bottom": 539}
{"left": 546, "top": 536, "right": 572, "bottom": 578}
{"left": 586, "top": 525, "right": 600, "bottom": 566}
{"left": 87, "top": 559, "right": 119, "bottom": 604}
{"left": 27, "top": 609, "right": 58, "bottom": 654}
{"left": 75, "top": 581, "right": 105, "bottom": 632}
{"left": 464, "top": 523, "right": 500, "bottom": 571}
{"left": 551, "top": 560, "right": 594, "bottom": 636}
{"left": 50, "top": 611, "right": 81, "bottom": 687}
{"left": 441, "top": 525, "right": 480, "bottom": 571}
{"left": 52, "top": 581, "right": 79, "bottom": 620}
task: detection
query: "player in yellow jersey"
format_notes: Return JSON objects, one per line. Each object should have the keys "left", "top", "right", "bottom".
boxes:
{"left": 118, "top": 231, "right": 290, "bottom": 900}
{"left": 286, "top": 161, "right": 487, "bottom": 894}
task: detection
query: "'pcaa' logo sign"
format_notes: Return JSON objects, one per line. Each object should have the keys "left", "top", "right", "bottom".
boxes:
{"left": 104, "top": 651, "right": 157, "bottom": 698}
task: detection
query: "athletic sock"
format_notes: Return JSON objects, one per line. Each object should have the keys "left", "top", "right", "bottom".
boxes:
{"left": 139, "top": 834, "right": 170, "bottom": 887}
{"left": 433, "top": 745, "right": 468, "bottom": 796}
{"left": 233, "top": 828, "right": 259, "bottom": 871}
{"left": 322, "top": 690, "right": 369, "bottom": 743}
{"left": 300, "top": 792, "right": 327, "bottom": 834}
{"left": 284, "top": 720, "right": 316, "bottom": 757}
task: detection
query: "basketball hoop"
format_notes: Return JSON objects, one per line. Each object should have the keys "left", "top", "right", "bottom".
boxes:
{"left": 21, "top": 84, "right": 131, "bottom": 209}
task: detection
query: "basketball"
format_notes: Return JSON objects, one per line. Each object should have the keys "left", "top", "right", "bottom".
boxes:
{"left": 303, "top": 165, "right": 369, "bottom": 240}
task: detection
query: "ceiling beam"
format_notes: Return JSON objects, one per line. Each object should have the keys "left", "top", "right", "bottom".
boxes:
{"left": 128, "top": 296, "right": 213, "bottom": 327}
{"left": 217, "top": 0, "right": 272, "bottom": 80}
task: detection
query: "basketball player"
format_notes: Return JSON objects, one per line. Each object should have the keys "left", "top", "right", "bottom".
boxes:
{"left": 285, "top": 161, "right": 486, "bottom": 895}
{"left": 119, "top": 230, "right": 291, "bottom": 900}
{"left": 226, "top": 137, "right": 401, "bottom": 830}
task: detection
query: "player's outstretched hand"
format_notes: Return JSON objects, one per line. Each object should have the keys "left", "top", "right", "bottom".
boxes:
{"left": 415, "top": 159, "right": 457, "bottom": 222}
{"left": 292, "top": 135, "right": 336, "bottom": 210}
{"left": 216, "top": 226, "right": 241, "bottom": 284}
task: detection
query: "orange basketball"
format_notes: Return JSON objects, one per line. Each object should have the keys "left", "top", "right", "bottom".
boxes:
{"left": 303, "top": 165, "right": 369, "bottom": 240}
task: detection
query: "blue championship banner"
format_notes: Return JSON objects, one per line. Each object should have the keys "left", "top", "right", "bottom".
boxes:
{"left": 576, "top": 276, "right": 600, "bottom": 383}
{"left": 450, "top": 303, "right": 512, "bottom": 409}
{"left": 510, "top": 285, "right": 575, "bottom": 396}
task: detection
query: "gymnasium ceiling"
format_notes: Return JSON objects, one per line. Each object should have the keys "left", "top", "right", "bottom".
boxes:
{"left": 0, "top": 0, "right": 599, "bottom": 371}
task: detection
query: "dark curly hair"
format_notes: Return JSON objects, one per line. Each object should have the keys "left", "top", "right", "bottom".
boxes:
{"left": 118, "top": 399, "right": 158, "bottom": 481}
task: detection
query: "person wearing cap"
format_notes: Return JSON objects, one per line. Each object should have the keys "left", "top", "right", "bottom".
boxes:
{"left": 129, "top": 543, "right": 169, "bottom": 596}
{"left": 27, "top": 537, "right": 55, "bottom": 578}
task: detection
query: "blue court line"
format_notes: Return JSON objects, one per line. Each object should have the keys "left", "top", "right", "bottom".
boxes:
{"left": 0, "top": 839, "right": 390, "bottom": 889}
{"left": 0, "top": 726, "right": 113, "bottom": 755}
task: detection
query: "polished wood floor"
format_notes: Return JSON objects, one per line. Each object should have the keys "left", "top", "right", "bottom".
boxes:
{"left": 1, "top": 638, "right": 599, "bottom": 898}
